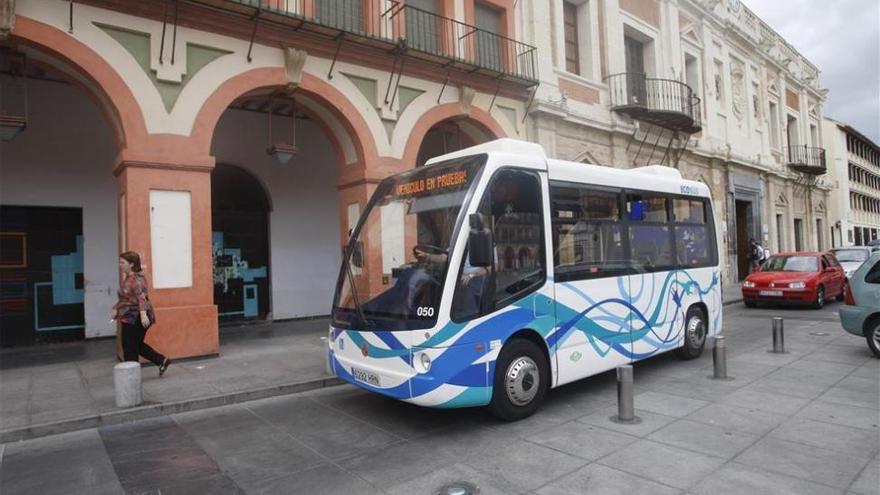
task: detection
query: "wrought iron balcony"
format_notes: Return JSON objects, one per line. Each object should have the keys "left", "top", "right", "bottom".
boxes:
{"left": 605, "top": 73, "right": 701, "bottom": 134}
{"left": 787, "top": 145, "right": 827, "bottom": 175}
{"left": 190, "top": 0, "right": 538, "bottom": 85}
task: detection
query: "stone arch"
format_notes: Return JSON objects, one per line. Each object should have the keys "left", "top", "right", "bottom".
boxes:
{"left": 191, "top": 68, "right": 379, "bottom": 168}
{"left": 9, "top": 16, "right": 146, "bottom": 153}
{"left": 403, "top": 103, "right": 506, "bottom": 167}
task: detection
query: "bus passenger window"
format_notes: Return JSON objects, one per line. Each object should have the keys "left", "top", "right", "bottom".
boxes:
{"left": 451, "top": 170, "right": 545, "bottom": 321}
{"left": 627, "top": 194, "right": 673, "bottom": 270}
{"left": 551, "top": 186, "right": 626, "bottom": 281}
{"left": 673, "top": 198, "right": 712, "bottom": 267}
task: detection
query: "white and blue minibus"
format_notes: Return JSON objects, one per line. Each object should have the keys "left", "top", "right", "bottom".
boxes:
{"left": 327, "top": 139, "right": 722, "bottom": 420}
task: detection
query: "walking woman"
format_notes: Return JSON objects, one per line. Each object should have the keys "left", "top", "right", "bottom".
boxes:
{"left": 113, "top": 251, "right": 171, "bottom": 376}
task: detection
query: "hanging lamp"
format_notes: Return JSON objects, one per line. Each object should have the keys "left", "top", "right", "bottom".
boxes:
{"left": 266, "top": 93, "right": 298, "bottom": 164}
{"left": 0, "top": 49, "right": 27, "bottom": 142}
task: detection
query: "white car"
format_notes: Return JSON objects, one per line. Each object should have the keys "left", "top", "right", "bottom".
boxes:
{"left": 830, "top": 247, "right": 873, "bottom": 279}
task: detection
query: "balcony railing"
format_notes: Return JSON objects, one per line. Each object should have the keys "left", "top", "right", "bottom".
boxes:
{"left": 605, "top": 72, "right": 701, "bottom": 134}
{"left": 787, "top": 145, "right": 827, "bottom": 175}
{"left": 193, "top": 0, "right": 538, "bottom": 84}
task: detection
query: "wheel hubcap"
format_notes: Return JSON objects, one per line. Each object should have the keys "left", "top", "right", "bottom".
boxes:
{"left": 687, "top": 316, "right": 706, "bottom": 348}
{"left": 505, "top": 357, "right": 540, "bottom": 406}
{"left": 873, "top": 327, "right": 880, "bottom": 349}
{"left": 817, "top": 288, "right": 824, "bottom": 305}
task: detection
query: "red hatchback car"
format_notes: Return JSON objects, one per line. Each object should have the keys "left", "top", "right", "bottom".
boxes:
{"left": 742, "top": 252, "right": 846, "bottom": 308}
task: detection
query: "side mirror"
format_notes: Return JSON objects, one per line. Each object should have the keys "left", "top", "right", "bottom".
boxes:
{"left": 348, "top": 242, "right": 364, "bottom": 268}
{"left": 468, "top": 213, "right": 493, "bottom": 267}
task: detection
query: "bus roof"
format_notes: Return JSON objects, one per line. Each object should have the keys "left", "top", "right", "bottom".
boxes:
{"left": 424, "top": 139, "right": 711, "bottom": 198}
{"left": 546, "top": 159, "right": 711, "bottom": 197}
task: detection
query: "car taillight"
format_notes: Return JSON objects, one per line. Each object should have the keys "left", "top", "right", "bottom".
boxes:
{"left": 844, "top": 282, "right": 855, "bottom": 305}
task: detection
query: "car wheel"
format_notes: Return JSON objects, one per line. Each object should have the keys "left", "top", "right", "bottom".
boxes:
{"left": 866, "top": 320, "right": 880, "bottom": 359}
{"left": 744, "top": 299, "right": 757, "bottom": 308}
{"left": 812, "top": 285, "right": 825, "bottom": 309}
{"left": 488, "top": 338, "right": 549, "bottom": 421}
{"left": 677, "top": 306, "right": 707, "bottom": 360}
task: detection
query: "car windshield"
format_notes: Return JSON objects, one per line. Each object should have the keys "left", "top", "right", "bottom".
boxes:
{"left": 832, "top": 249, "right": 868, "bottom": 263}
{"left": 761, "top": 255, "right": 817, "bottom": 272}
{"left": 331, "top": 156, "right": 484, "bottom": 330}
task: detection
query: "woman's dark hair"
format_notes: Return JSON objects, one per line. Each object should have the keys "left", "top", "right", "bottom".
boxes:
{"left": 120, "top": 251, "right": 143, "bottom": 273}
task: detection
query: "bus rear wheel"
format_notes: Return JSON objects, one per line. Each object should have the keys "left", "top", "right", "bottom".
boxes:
{"left": 489, "top": 338, "right": 549, "bottom": 421}
{"left": 677, "top": 306, "right": 707, "bottom": 360}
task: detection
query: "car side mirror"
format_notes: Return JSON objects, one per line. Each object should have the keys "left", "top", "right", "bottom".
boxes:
{"left": 468, "top": 213, "right": 493, "bottom": 268}
{"left": 347, "top": 242, "right": 364, "bottom": 268}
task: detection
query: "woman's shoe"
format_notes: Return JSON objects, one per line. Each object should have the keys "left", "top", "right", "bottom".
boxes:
{"left": 159, "top": 358, "right": 171, "bottom": 377}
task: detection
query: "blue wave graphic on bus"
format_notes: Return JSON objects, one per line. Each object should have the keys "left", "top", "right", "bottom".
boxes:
{"left": 549, "top": 270, "right": 719, "bottom": 360}
{"left": 331, "top": 269, "right": 719, "bottom": 406}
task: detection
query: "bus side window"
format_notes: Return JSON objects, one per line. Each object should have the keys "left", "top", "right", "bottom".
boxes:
{"left": 672, "top": 197, "right": 712, "bottom": 267}
{"left": 626, "top": 194, "right": 673, "bottom": 271}
{"left": 451, "top": 170, "right": 546, "bottom": 321}
{"left": 551, "top": 184, "right": 625, "bottom": 281}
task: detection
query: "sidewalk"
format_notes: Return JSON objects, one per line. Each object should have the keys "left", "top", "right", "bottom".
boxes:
{"left": 722, "top": 281, "right": 744, "bottom": 306}
{"left": 1, "top": 286, "right": 746, "bottom": 443}
{"left": 0, "top": 318, "right": 337, "bottom": 442}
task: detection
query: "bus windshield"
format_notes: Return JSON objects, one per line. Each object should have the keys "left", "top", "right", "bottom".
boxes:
{"left": 332, "top": 156, "right": 485, "bottom": 330}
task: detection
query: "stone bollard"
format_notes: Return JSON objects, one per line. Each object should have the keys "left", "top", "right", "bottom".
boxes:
{"left": 611, "top": 365, "right": 640, "bottom": 424}
{"left": 771, "top": 317, "right": 785, "bottom": 353}
{"left": 114, "top": 362, "right": 142, "bottom": 408}
{"left": 712, "top": 336, "right": 731, "bottom": 379}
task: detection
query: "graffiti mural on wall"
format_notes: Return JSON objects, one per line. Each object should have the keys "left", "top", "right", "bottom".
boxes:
{"left": 212, "top": 232, "right": 267, "bottom": 318}
{"left": 1, "top": 206, "right": 84, "bottom": 346}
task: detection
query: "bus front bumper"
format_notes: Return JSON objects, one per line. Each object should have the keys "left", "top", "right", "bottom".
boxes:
{"left": 327, "top": 340, "right": 494, "bottom": 409}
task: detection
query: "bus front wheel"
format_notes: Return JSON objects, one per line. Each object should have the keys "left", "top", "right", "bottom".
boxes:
{"left": 489, "top": 338, "right": 549, "bottom": 421}
{"left": 677, "top": 306, "right": 707, "bottom": 360}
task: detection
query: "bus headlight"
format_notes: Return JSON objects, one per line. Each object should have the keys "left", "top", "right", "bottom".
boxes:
{"left": 414, "top": 352, "right": 432, "bottom": 374}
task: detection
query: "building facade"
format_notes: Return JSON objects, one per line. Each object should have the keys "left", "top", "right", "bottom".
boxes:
{"left": 822, "top": 119, "right": 880, "bottom": 247}
{"left": 520, "top": 0, "right": 831, "bottom": 283}
{"left": 0, "top": 0, "right": 835, "bottom": 354}
{"left": 0, "top": 0, "right": 535, "bottom": 351}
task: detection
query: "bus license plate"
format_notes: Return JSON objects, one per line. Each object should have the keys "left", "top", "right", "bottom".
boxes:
{"left": 759, "top": 290, "right": 783, "bottom": 296}
{"left": 351, "top": 367, "right": 380, "bottom": 386}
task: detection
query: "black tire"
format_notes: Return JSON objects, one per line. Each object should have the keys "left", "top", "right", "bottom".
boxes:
{"left": 812, "top": 285, "right": 825, "bottom": 309}
{"left": 488, "top": 338, "right": 549, "bottom": 421}
{"left": 836, "top": 283, "right": 847, "bottom": 302}
{"left": 866, "top": 320, "right": 880, "bottom": 358}
{"left": 677, "top": 306, "right": 708, "bottom": 360}
{"left": 744, "top": 299, "right": 757, "bottom": 308}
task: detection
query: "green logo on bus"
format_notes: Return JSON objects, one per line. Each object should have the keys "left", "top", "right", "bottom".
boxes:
{"left": 570, "top": 351, "right": 582, "bottom": 362}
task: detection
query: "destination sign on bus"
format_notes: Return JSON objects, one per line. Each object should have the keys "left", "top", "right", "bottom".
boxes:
{"left": 396, "top": 170, "right": 469, "bottom": 197}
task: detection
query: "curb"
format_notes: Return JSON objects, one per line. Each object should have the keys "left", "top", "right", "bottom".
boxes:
{"left": 4, "top": 299, "right": 747, "bottom": 443}
{"left": 1, "top": 376, "right": 345, "bottom": 443}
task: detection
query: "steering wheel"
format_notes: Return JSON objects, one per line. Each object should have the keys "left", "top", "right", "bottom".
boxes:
{"left": 413, "top": 244, "right": 448, "bottom": 257}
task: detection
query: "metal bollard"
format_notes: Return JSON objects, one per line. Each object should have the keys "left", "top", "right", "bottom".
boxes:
{"left": 713, "top": 336, "right": 728, "bottom": 379}
{"left": 114, "top": 362, "right": 142, "bottom": 408}
{"left": 615, "top": 365, "right": 636, "bottom": 423}
{"left": 772, "top": 317, "right": 785, "bottom": 353}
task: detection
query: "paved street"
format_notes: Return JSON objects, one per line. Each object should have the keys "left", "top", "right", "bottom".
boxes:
{"left": 1, "top": 302, "right": 878, "bottom": 495}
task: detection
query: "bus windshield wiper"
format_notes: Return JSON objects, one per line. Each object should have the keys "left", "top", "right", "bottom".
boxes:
{"left": 342, "top": 246, "right": 372, "bottom": 332}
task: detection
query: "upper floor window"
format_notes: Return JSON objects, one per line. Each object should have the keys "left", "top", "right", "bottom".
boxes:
{"left": 625, "top": 36, "right": 645, "bottom": 75}
{"left": 474, "top": 3, "right": 504, "bottom": 72}
{"left": 563, "top": 1, "right": 580, "bottom": 75}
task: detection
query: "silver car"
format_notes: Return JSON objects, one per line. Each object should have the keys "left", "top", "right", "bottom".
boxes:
{"left": 830, "top": 247, "right": 874, "bottom": 279}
